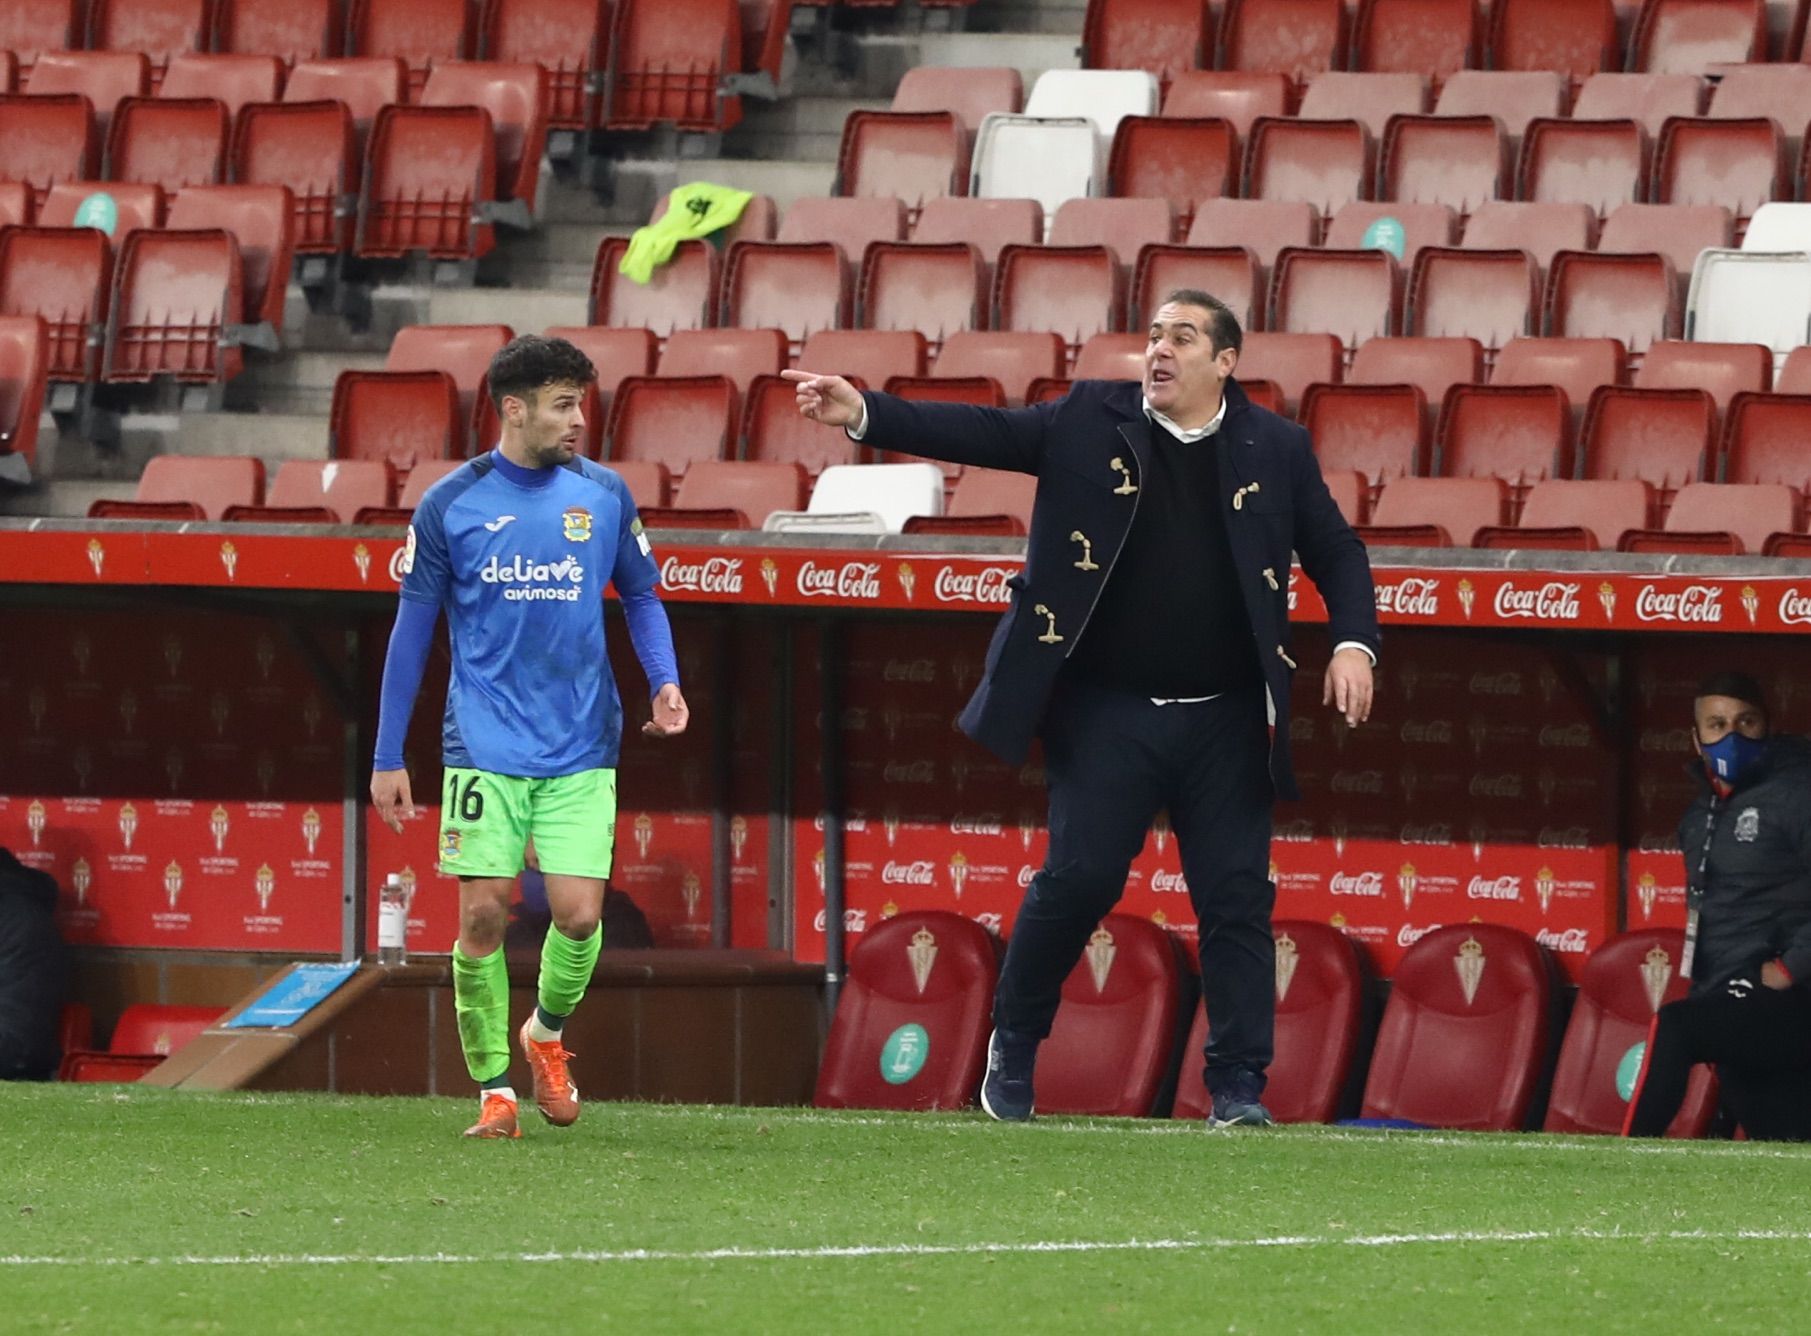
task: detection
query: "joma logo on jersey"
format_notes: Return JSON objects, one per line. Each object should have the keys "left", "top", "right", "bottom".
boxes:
{"left": 562, "top": 507, "right": 593, "bottom": 542}
{"left": 479, "top": 553, "right": 585, "bottom": 602}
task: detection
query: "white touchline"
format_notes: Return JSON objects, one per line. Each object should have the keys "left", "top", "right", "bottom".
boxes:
{"left": 5, "top": 1229, "right": 1811, "bottom": 1268}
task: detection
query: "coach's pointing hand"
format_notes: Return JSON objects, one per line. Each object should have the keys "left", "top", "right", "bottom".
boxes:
{"left": 781, "top": 369, "right": 863, "bottom": 428}
{"left": 371, "top": 768, "right": 414, "bottom": 834}
{"left": 643, "top": 683, "right": 690, "bottom": 738}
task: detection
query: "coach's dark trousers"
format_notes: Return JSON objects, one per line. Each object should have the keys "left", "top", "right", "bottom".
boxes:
{"left": 1626, "top": 977, "right": 1811, "bottom": 1140}
{"left": 993, "top": 678, "right": 1276, "bottom": 1094}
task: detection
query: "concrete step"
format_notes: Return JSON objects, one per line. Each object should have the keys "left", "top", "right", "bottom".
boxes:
{"left": 608, "top": 156, "right": 839, "bottom": 216}
{"left": 425, "top": 285, "right": 591, "bottom": 331}
{"left": 163, "top": 410, "right": 330, "bottom": 462}
{"left": 0, "top": 477, "right": 137, "bottom": 518}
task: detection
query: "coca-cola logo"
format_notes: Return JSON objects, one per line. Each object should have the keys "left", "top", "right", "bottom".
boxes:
{"left": 1469, "top": 672, "right": 1523, "bottom": 696}
{"left": 1536, "top": 927, "right": 1590, "bottom": 953}
{"left": 1640, "top": 728, "right": 1694, "bottom": 754}
{"left": 1469, "top": 773, "right": 1523, "bottom": 799}
{"left": 883, "top": 761, "right": 936, "bottom": 784}
{"left": 973, "top": 912, "right": 1004, "bottom": 932}
{"left": 1329, "top": 871, "right": 1384, "bottom": 896}
{"left": 881, "top": 860, "right": 936, "bottom": 886}
{"left": 1275, "top": 818, "right": 1314, "bottom": 842}
{"left": 660, "top": 555, "right": 743, "bottom": 594}
{"left": 932, "top": 565, "right": 1016, "bottom": 605}
{"left": 1151, "top": 870, "right": 1190, "bottom": 894}
{"left": 1330, "top": 770, "right": 1385, "bottom": 794}
{"left": 1399, "top": 822, "right": 1454, "bottom": 845}
{"left": 1397, "top": 923, "right": 1443, "bottom": 948}
{"left": 1780, "top": 589, "right": 1811, "bottom": 626}
{"left": 1538, "top": 724, "right": 1592, "bottom": 749}
{"left": 1467, "top": 875, "right": 1522, "bottom": 900}
{"left": 950, "top": 814, "right": 1004, "bottom": 836}
{"left": 1399, "top": 720, "right": 1454, "bottom": 745}
{"left": 812, "top": 909, "right": 869, "bottom": 933}
{"left": 882, "top": 658, "right": 936, "bottom": 683}
{"left": 1017, "top": 864, "right": 1038, "bottom": 888}
{"left": 1494, "top": 581, "right": 1581, "bottom": 620}
{"left": 798, "top": 560, "right": 882, "bottom": 600}
{"left": 1637, "top": 835, "right": 1682, "bottom": 854}
{"left": 1376, "top": 577, "right": 1440, "bottom": 617}
{"left": 1538, "top": 826, "right": 1592, "bottom": 848}
{"left": 1635, "top": 584, "right": 1724, "bottom": 624}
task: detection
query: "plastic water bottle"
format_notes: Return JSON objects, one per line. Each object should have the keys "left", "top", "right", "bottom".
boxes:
{"left": 377, "top": 873, "right": 409, "bottom": 966}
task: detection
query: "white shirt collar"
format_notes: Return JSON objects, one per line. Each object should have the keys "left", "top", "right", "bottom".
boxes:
{"left": 1142, "top": 394, "right": 1225, "bottom": 442}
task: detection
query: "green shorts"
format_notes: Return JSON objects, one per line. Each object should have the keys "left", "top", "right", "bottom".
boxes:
{"left": 437, "top": 766, "right": 618, "bottom": 880}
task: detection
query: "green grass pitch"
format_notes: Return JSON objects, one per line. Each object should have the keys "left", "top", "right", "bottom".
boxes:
{"left": 5, "top": 1083, "right": 1810, "bottom": 1333}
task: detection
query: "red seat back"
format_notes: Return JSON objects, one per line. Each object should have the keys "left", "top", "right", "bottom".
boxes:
{"left": 798, "top": 328, "right": 927, "bottom": 389}
{"left": 131, "top": 454, "right": 266, "bottom": 519}
{"left": 1300, "top": 383, "right": 1429, "bottom": 488}
{"left": 1578, "top": 385, "right": 1713, "bottom": 506}
{"left": 331, "top": 369, "right": 461, "bottom": 476}
{"left": 1272, "top": 246, "right": 1400, "bottom": 354}
{"left": 1162, "top": 71, "right": 1288, "bottom": 136}
{"left": 1035, "top": 914, "right": 1186, "bottom": 1116}
{"left": 1237, "top": 331, "right": 1343, "bottom": 415}
{"left": 890, "top": 65, "right": 1023, "bottom": 133}
{"left": 1516, "top": 118, "right": 1645, "bottom": 218}
{"left": 28, "top": 51, "right": 150, "bottom": 138}
{"left": 1224, "top": 0, "right": 1347, "bottom": 88}
{"left": 1721, "top": 391, "right": 1811, "bottom": 492}
{"left": 1188, "top": 197, "right": 1319, "bottom": 273}
{"left": 1546, "top": 251, "right": 1678, "bottom": 357}
{"left": 108, "top": 96, "right": 228, "bottom": 194}
{"left": 1107, "top": 117, "right": 1234, "bottom": 232}
{"left": 421, "top": 59, "right": 549, "bottom": 207}
{"left": 89, "top": 0, "right": 210, "bottom": 91}
{"left": 110, "top": 1003, "right": 225, "bottom": 1054}
{"left": 1631, "top": 0, "right": 1764, "bottom": 73}
{"left": 1437, "top": 383, "right": 1572, "bottom": 500}
{"left": 357, "top": 104, "right": 496, "bottom": 260}
{"left": 1365, "top": 474, "right": 1508, "bottom": 544}
{"left": 912, "top": 197, "right": 1042, "bottom": 268}
{"left": 661, "top": 327, "right": 787, "bottom": 394}
{"left": 1354, "top": 0, "right": 1477, "bottom": 88}
{"left": 932, "top": 330, "right": 1065, "bottom": 405}
{"left": 1247, "top": 117, "right": 1371, "bottom": 217}
{"left": 1653, "top": 116, "right": 1783, "bottom": 224}
{"left": 590, "top": 236, "right": 718, "bottom": 337}
{"left": 1073, "top": 331, "right": 1146, "bottom": 381}
{"left": 482, "top": 0, "right": 608, "bottom": 131}
{"left": 349, "top": 0, "right": 474, "bottom": 102}
{"left": 0, "top": 94, "right": 98, "bottom": 211}
{"left": 39, "top": 181, "right": 163, "bottom": 234}
{"left": 0, "top": 312, "right": 46, "bottom": 469}
{"left": 1083, "top": 0, "right": 1214, "bottom": 92}
{"left": 1491, "top": 0, "right": 1615, "bottom": 84}
{"left": 859, "top": 241, "right": 986, "bottom": 356}
{"left": 778, "top": 194, "right": 905, "bottom": 255}
{"left": 813, "top": 911, "right": 999, "bottom": 1111}
{"left": 836, "top": 111, "right": 966, "bottom": 224}
{"left": 105, "top": 228, "right": 244, "bottom": 384}
{"left": 286, "top": 56, "right": 408, "bottom": 131}
{"left": 1408, "top": 247, "right": 1537, "bottom": 358}
{"left": 0, "top": 1, "right": 79, "bottom": 82}
{"left": 1510, "top": 477, "right": 1653, "bottom": 549}
{"left": 1463, "top": 201, "right": 1594, "bottom": 274}
{"left": 231, "top": 101, "right": 355, "bottom": 254}
{"left": 994, "top": 244, "right": 1122, "bottom": 360}
{"left": 1636, "top": 338, "right": 1769, "bottom": 408}
{"left": 1658, "top": 480, "right": 1799, "bottom": 552}
{"left": 159, "top": 54, "right": 286, "bottom": 118}
{"left": 388, "top": 323, "right": 515, "bottom": 431}
{"left": 216, "top": 0, "right": 342, "bottom": 66}
{"left": 722, "top": 241, "right": 851, "bottom": 355}
{"left": 167, "top": 184, "right": 295, "bottom": 332}
{"left": 658, "top": 458, "right": 806, "bottom": 527}
{"left": 1380, "top": 114, "right": 1506, "bottom": 220}
{"left": 1361, "top": 923, "right": 1554, "bottom": 1129}
{"left": 607, "top": 0, "right": 742, "bottom": 132}
{"left": 0, "top": 225, "right": 113, "bottom": 381}
{"left": 605, "top": 374, "right": 736, "bottom": 476}
{"left": 267, "top": 459, "right": 396, "bottom": 519}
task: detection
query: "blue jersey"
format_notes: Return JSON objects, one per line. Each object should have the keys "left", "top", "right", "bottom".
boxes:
{"left": 399, "top": 454, "right": 661, "bottom": 777}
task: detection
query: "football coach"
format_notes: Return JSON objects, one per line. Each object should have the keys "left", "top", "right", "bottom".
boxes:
{"left": 784, "top": 290, "right": 1381, "bottom": 1128}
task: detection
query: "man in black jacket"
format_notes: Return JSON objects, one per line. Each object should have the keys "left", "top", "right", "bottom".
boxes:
{"left": 785, "top": 292, "right": 1381, "bottom": 1127}
{"left": 0, "top": 847, "right": 68, "bottom": 1081}
{"left": 1625, "top": 672, "right": 1811, "bottom": 1140}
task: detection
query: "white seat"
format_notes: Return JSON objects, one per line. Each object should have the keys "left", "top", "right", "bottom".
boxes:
{"left": 1685, "top": 249, "right": 1811, "bottom": 372}
{"left": 972, "top": 116, "right": 1098, "bottom": 232}
{"left": 1741, "top": 204, "right": 1811, "bottom": 253}
{"left": 765, "top": 462, "right": 947, "bottom": 535}
{"left": 1022, "top": 69, "right": 1158, "bottom": 142}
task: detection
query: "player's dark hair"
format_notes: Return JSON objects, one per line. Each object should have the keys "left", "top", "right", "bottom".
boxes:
{"left": 1161, "top": 288, "right": 1243, "bottom": 357}
{"left": 1695, "top": 671, "right": 1768, "bottom": 717}
{"left": 486, "top": 335, "right": 597, "bottom": 412}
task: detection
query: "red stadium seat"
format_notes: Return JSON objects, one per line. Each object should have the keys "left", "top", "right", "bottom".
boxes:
{"left": 0, "top": 314, "right": 46, "bottom": 471}
{"left": 1462, "top": 201, "right": 1594, "bottom": 274}
{"left": 1348, "top": 333, "right": 1482, "bottom": 416}
{"left": 606, "top": 0, "right": 743, "bottom": 132}
{"left": 1493, "top": 336, "right": 1625, "bottom": 420}
{"left": 1238, "top": 331, "right": 1343, "bottom": 415}
{"left": 859, "top": 242, "right": 986, "bottom": 355}
{"left": 1047, "top": 196, "right": 1173, "bottom": 263}
{"left": 660, "top": 327, "right": 786, "bottom": 394}
{"left": 330, "top": 369, "right": 460, "bottom": 477}
{"left": 0, "top": 184, "right": 27, "bottom": 229}
{"left": 602, "top": 459, "right": 668, "bottom": 512}
{"left": 779, "top": 195, "right": 906, "bottom": 255}
{"left": 591, "top": 236, "right": 718, "bottom": 338}
{"left": 1636, "top": 339, "right": 1769, "bottom": 409}
{"left": 543, "top": 325, "right": 652, "bottom": 442}
{"left": 1709, "top": 63, "right": 1811, "bottom": 159}
{"left": 481, "top": 0, "right": 607, "bottom": 134}
{"left": 835, "top": 112, "right": 966, "bottom": 224}
{"left": 1578, "top": 384, "right": 1714, "bottom": 507}
{"left": 902, "top": 465, "right": 1037, "bottom": 534}
{"left": 912, "top": 197, "right": 1041, "bottom": 269}
{"left": 1653, "top": 117, "right": 1784, "bottom": 228}
{"left": 387, "top": 323, "right": 513, "bottom": 439}
{"left": 1271, "top": 247, "right": 1399, "bottom": 356}
{"left": 89, "top": 0, "right": 209, "bottom": 92}
{"left": 994, "top": 244, "right": 1122, "bottom": 361}
{"left": 1107, "top": 117, "right": 1234, "bottom": 232}
{"left": 642, "top": 458, "right": 807, "bottom": 528}
{"left": 1083, "top": 0, "right": 1214, "bottom": 92}
{"left": 0, "top": 94, "right": 98, "bottom": 211}
{"left": 1438, "top": 383, "right": 1571, "bottom": 508}
{"left": 1489, "top": 0, "right": 1614, "bottom": 85}
{"left": 348, "top": 456, "right": 462, "bottom": 519}
{"left": 742, "top": 374, "right": 861, "bottom": 474}
{"left": 1598, "top": 202, "right": 1731, "bottom": 300}
{"left": 1361, "top": 474, "right": 1508, "bottom": 544}
{"left": 244, "top": 458, "right": 395, "bottom": 522}
{"left": 87, "top": 454, "right": 263, "bottom": 520}
{"left": 356, "top": 104, "right": 496, "bottom": 260}
{"left": 1299, "top": 383, "right": 1428, "bottom": 494}
{"left": 104, "top": 228, "right": 244, "bottom": 386}
{"left": 1223, "top": 0, "right": 1347, "bottom": 89}
{"left": 27, "top": 51, "right": 150, "bottom": 140}
{"left": 167, "top": 185, "right": 294, "bottom": 336}
{"left": 348, "top": 0, "right": 472, "bottom": 102}
{"left": 1516, "top": 119, "right": 1646, "bottom": 219}
{"left": 1323, "top": 201, "right": 1458, "bottom": 271}
{"left": 890, "top": 66, "right": 1023, "bottom": 133}
{"left": 1631, "top": 0, "right": 1763, "bottom": 74}
{"left": 38, "top": 181, "right": 161, "bottom": 234}
{"left": 231, "top": 101, "right": 356, "bottom": 255}
{"left": 1034, "top": 914, "right": 1186, "bottom": 1117}
{"left": 722, "top": 242, "right": 849, "bottom": 354}
{"left": 1378, "top": 115, "right": 1505, "bottom": 220}
{"left": 1406, "top": 247, "right": 1537, "bottom": 359}
{"left": 1187, "top": 198, "right": 1318, "bottom": 277}
{"left": 216, "top": 0, "right": 342, "bottom": 67}
{"left": 1132, "top": 245, "right": 1260, "bottom": 330}
{"left": 647, "top": 188, "right": 775, "bottom": 248}
{"left": 1544, "top": 251, "right": 1678, "bottom": 359}
{"left": 1721, "top": 391, "right": 1811, "bottom": 492}
{"left": 159, "top": 54, "right": 285, "bottom": 118}
{"left": 109, "top": 1004, "right": 225, "bottom": 1055}
{"left": 1775, "top": 345, "right": 1811, "bottom": 394}
{"left": 0, "top": 1, "right": 78, "bottom": 84}
{"left": 108, "top": 97, "right": 228, "bottom": 194}
{"left": 1173, "top": 920, "right": 1366, "bottom": 1123}
{"left": 930, "top": 330, "right": 1065, "bottom": 405}
{"left": 605, "top": 374, "right": 736, "bottom": 476}
{"left": 1353, "top": 0, "right": 1477, "bottom": 89}
{"left": 1245, "top": 117, "right": 1371, "bottom": 217}
{"left": 0, "top": 226, "right": 111, "bottom": 382}
{"left": 1433, "top": 73, "right": 1565, "bottom": 163}
{"left": 1299, "top": 70, "right": 1429, "bottom": 137}
{"left": 799, "top": 328, "right": 927, "bottom": 389}
{"left": 1474, "top": 477, "right": 1653, "bottom": 549}
{"left": 812, "top": 911, "right": 998, "bottom": 1112}
{"left": 1574, "top": 71, "right": 1704, "bottom": 132}
{"left": 1360, "top": 925, "right": 1555, "bottom": 1129}
{"left": 1072, "top": 332, "right": 1145, "bottom": 381}
{"left": 421, "top": 61, "right": 550, "bottom": 211}
{"left": 1162, "top": 71, "right": 1288, "bottom": 137}
{"left": 285, "top": 57, "right": 407, "bottom": 134}
{"left": 1620, "top": 479, "right": 1799, "bottom": 553}
{"left": 1544, "top": 929, "right": 1717, "bottom": 1137}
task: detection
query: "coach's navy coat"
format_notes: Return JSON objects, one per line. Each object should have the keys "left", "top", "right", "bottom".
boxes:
{"left": 861, "top": 377, "right": 1381, "bottom": 801}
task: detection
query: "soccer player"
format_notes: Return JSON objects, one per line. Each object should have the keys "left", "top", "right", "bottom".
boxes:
{"left": 370, "top": 334, "right": 687, "bottom": 1140}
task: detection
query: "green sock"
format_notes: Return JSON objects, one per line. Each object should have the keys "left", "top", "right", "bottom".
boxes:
{"left": 451, "top": 942, "right": 510, "bottom": 1086}
{"left": 537, "top": 922, "right": 603, "bottom": 1021}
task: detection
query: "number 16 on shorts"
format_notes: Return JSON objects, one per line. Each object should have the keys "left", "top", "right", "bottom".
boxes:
{"left": 440, "top": 770, "right": 487, "bottom": 871}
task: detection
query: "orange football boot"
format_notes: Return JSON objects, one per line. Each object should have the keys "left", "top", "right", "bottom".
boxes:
{"left": 519, "top": 1018, "right": 580, "bottom": 1126}
{"left": 463, "top": 1092, "right": 521, "bottom": 1139}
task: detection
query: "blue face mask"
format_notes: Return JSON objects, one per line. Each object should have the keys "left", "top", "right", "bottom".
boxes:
{"left": 1703, "top": 731, "right": 1769, "bottom": 784}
